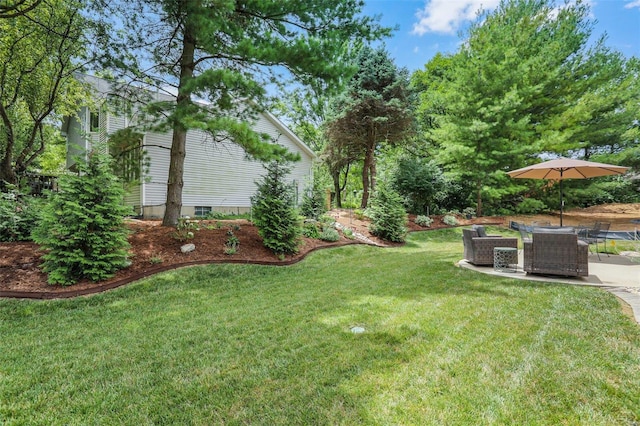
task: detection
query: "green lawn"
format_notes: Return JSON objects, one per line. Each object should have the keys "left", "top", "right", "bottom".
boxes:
{"left": 1, "top": 228, "right": 639, "bottom": 425}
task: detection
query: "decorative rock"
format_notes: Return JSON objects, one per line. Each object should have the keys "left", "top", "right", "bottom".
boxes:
{"left": 180, "top": 243, "right": 196, "bottom": 253}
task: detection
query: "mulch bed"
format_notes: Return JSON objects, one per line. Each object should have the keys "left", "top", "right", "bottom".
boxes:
{"left": 0, "top": 214, "right": 505, "bottom": 300}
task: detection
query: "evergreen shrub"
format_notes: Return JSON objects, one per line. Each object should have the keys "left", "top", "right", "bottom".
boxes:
{"left": 300, "top": 180, "right": 327, "bottom": 220}
{"left": 368, "top": 183, "right": 407, "bottom": 242}
{"left": 251, "top": 160, "right": 301, "bottom": 255}
{"left": 32, "top": 152, "right": 131, "bottom": 285}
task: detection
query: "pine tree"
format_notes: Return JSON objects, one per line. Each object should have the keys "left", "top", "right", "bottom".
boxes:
{"left": 251, "top": 161, "right": 301, "bottom": 255}
{"left": 368, "top": 182, "right": 407, "bottom": 243}
{"left": 33, "top": 151, "right": 131, "bottom": 285}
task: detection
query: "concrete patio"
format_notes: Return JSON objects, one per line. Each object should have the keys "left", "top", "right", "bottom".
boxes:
{"left": 458, "top": 252, "right": 640, "bottom": 324}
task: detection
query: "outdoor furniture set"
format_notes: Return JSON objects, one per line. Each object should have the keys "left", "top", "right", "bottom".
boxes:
{"left": 463, "top": 223, "right": 600, "bottom": 277}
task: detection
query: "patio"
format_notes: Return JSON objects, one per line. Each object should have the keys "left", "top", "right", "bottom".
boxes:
{"left": 458, "top": 252, "right": 640, "bottom": 323}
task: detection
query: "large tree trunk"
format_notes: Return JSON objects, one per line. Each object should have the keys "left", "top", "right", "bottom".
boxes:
{"left": 162, "top": 20, "right": 196, "bottom": 227}
{"left": 333, "top": 172, "right": 342, "bottom": 208}
{"left": 0, "top": 152, "right": 17, "bottom": 186}
{"left": 0, "top": 108, "right": 17, "bottom": 185}
{"left": 360, "top": 147, "right": 374, "bottom": 208}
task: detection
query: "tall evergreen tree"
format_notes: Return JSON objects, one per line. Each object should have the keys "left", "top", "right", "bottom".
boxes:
{"left": 91, "top": 0, "right": 390, "bottom": 226}
{"left": 418, "top": 0, "right": 639, "bottom": 215}
{"left": 325, "top": 46, "right": 415, "bottom": 208}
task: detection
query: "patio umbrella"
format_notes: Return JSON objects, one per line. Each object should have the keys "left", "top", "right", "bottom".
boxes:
{"left": 507, "top": 158, "right": 628, "bottom": 226}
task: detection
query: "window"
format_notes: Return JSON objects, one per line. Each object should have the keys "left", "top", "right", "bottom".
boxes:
{"left": 89, "top": 111, "right": 100, "bottom": 132}
{"left": 108, "top": 129, "right": 144, "bottom": 183}
{"left": 194, "top": 206, "right": 212, "bottom": 217}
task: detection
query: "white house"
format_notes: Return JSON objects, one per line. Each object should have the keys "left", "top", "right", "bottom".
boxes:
{"left": 62, "top": 75, "right": 316, "bottom": 219}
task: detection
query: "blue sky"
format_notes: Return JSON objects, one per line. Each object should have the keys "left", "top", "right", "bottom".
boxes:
{"left": 363, "top": 0, "right": 640, "bottom": 72}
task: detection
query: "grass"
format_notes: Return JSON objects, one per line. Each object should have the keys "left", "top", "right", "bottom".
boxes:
{"left": 1, "top": 228, "right": 639, "bottom": 424}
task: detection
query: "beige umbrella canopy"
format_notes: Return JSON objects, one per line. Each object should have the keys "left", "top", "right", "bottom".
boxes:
{"left": 508, "top": 158, "right": 628, "bottom": 225}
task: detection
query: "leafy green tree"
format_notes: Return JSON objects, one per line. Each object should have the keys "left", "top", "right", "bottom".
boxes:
{"left": 417, "top": 0, "right": 639, "bottom": 215}
{"left": 391, "top": 157, "right": 447, "bottom": 215}
{"left": 0, "top": 0, "right": 89, "bottom": 185}
{"left": 368, "top": 182, "right": 407, "bottom": 243}
{"left": 251, "top": 160, "right": 301, "bottom": 255}
{"left": 271, "top": 88, "right": 330, "bottom": 154}
{"left": 92, "top": 0, "right": 389, "bottom": 226}
{"left": 410, "top": 52, "right": 453, "bottom": 155}
{"left": 32, "top": 151, "right": 131, "bottom": 285}
{"left": 325, "top": 45, "right": 416, "bottom": 208}
{"left": 0, "top": 0, "right": 42, "bottom": 19}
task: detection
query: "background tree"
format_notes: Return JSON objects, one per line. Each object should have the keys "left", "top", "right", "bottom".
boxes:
{"left": 391, "top": 156, "right": 447, "bottom": 215}
{"left": 92, "top": 0, "right": 389, "bottom": 226}
{"left": 0, "top": 0, "right": 42, "bottom": 18}
{"left": 417, "top": 0, "right": 639, "bottom": 215}
{"left": 325, "top": 45, "right": 416, "bottom": 208}
{"left": 0, "top": 0, "right": 89, "bottom": 186}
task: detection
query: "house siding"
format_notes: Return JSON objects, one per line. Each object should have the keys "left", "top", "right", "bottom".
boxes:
{"left": 66, "top": 75, "right": 315, "bottom": 219}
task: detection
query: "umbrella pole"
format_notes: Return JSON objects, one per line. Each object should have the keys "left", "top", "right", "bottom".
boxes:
{"left": 559, "top": 174, "right": 563, "bottom": 226}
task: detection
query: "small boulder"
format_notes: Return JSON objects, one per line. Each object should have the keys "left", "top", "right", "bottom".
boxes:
{"left": 180, "top": 243, "right": 196, "bottom": 253}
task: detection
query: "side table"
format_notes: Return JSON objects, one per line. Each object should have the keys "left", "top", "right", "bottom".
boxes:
{"left": 494, "top": 247, "right": 518, "bottom": 272}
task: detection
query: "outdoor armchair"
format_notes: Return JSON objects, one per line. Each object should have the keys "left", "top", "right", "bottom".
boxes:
{"left": 523, "top": 230, "right": 588, "bottom": 277}
{"left": 462, "top": 227, "right": 518, "bottom": 266}
{"left": 577, "top": 222, "right": 611, "bottom": 260}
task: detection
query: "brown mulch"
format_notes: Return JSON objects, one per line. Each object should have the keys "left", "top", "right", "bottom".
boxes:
{"left": 0, "top": 219, "right": 357, "bottom": 299}
{"left": 2, "top": 203, "right": 638, "bottom": 300}
{"left": 0, "top": 212, "right": 491, "bottom": 300}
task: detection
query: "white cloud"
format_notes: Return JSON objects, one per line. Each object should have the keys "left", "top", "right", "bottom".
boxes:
{"left": 412, "top": 0, "right": 501, "bottom": 35}
{"left": 625, "top": 0, "right": 640, "bottom": 8}
{"left": 413, "top": 46, "right": 420, "bottom": 53}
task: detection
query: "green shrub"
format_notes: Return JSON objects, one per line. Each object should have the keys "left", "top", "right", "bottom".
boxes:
{"left": 32, "top": 151, "right": 131, "bottom": 285}
{"left": 0, "top": 188, "right": 44, "bottom": 242}
{"left": 368, "top": 183, "right": 407, "bottom": 242}
{"left": 251, "top": 160, "right": 301, "bottom": 255}
{"left": 172, "top": 217, "right": 199, "bottom": 241}
{"left": 224, "top": 229, "right": 239, "bottom": 255}
{"left": 391, "top": 157, "right": 447, "bottom": 215}
{"left": 462, "top": 207, "right": 476, "bottom": 218}
{"left": 342, "top": 227, "right": 355, "bottom": 239}
{"left": 302, "top": 221, "right": 321, "bottom": 239}
{"left": 414, "top": 215, "right": 433, "bottom": 227}
{"left": 300, "top": 180, "right": 327, "bottom": 220}
{"left": 353, "top": 209, "right": 366, "bottom": 220}
{"left": 443, "top": 215, "right": 459, "bottom": 226}
{"left": 319, "top": 227, "right": 340, "bottom": 242}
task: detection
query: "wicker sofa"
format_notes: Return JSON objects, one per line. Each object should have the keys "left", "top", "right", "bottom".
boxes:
{"left": 523, "top": 228, "right": 588, "bottom": 277}
{"left": 462, "top": 227, "right": 518, "bottom": 266}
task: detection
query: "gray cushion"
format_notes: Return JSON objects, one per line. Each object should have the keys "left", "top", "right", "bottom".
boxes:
{"left": 472, "top": 225, "right": 487, "bottom": 238}
{"left": 532, "top": 226, "right": 575, "bottom": 234}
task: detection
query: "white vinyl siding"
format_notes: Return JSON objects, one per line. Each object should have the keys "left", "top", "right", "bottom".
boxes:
{"left": 65, "top": 75, "right": 315, "bottom": 218}
{"left": 142, "top": 112, "right": 314, "bottom": 212}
